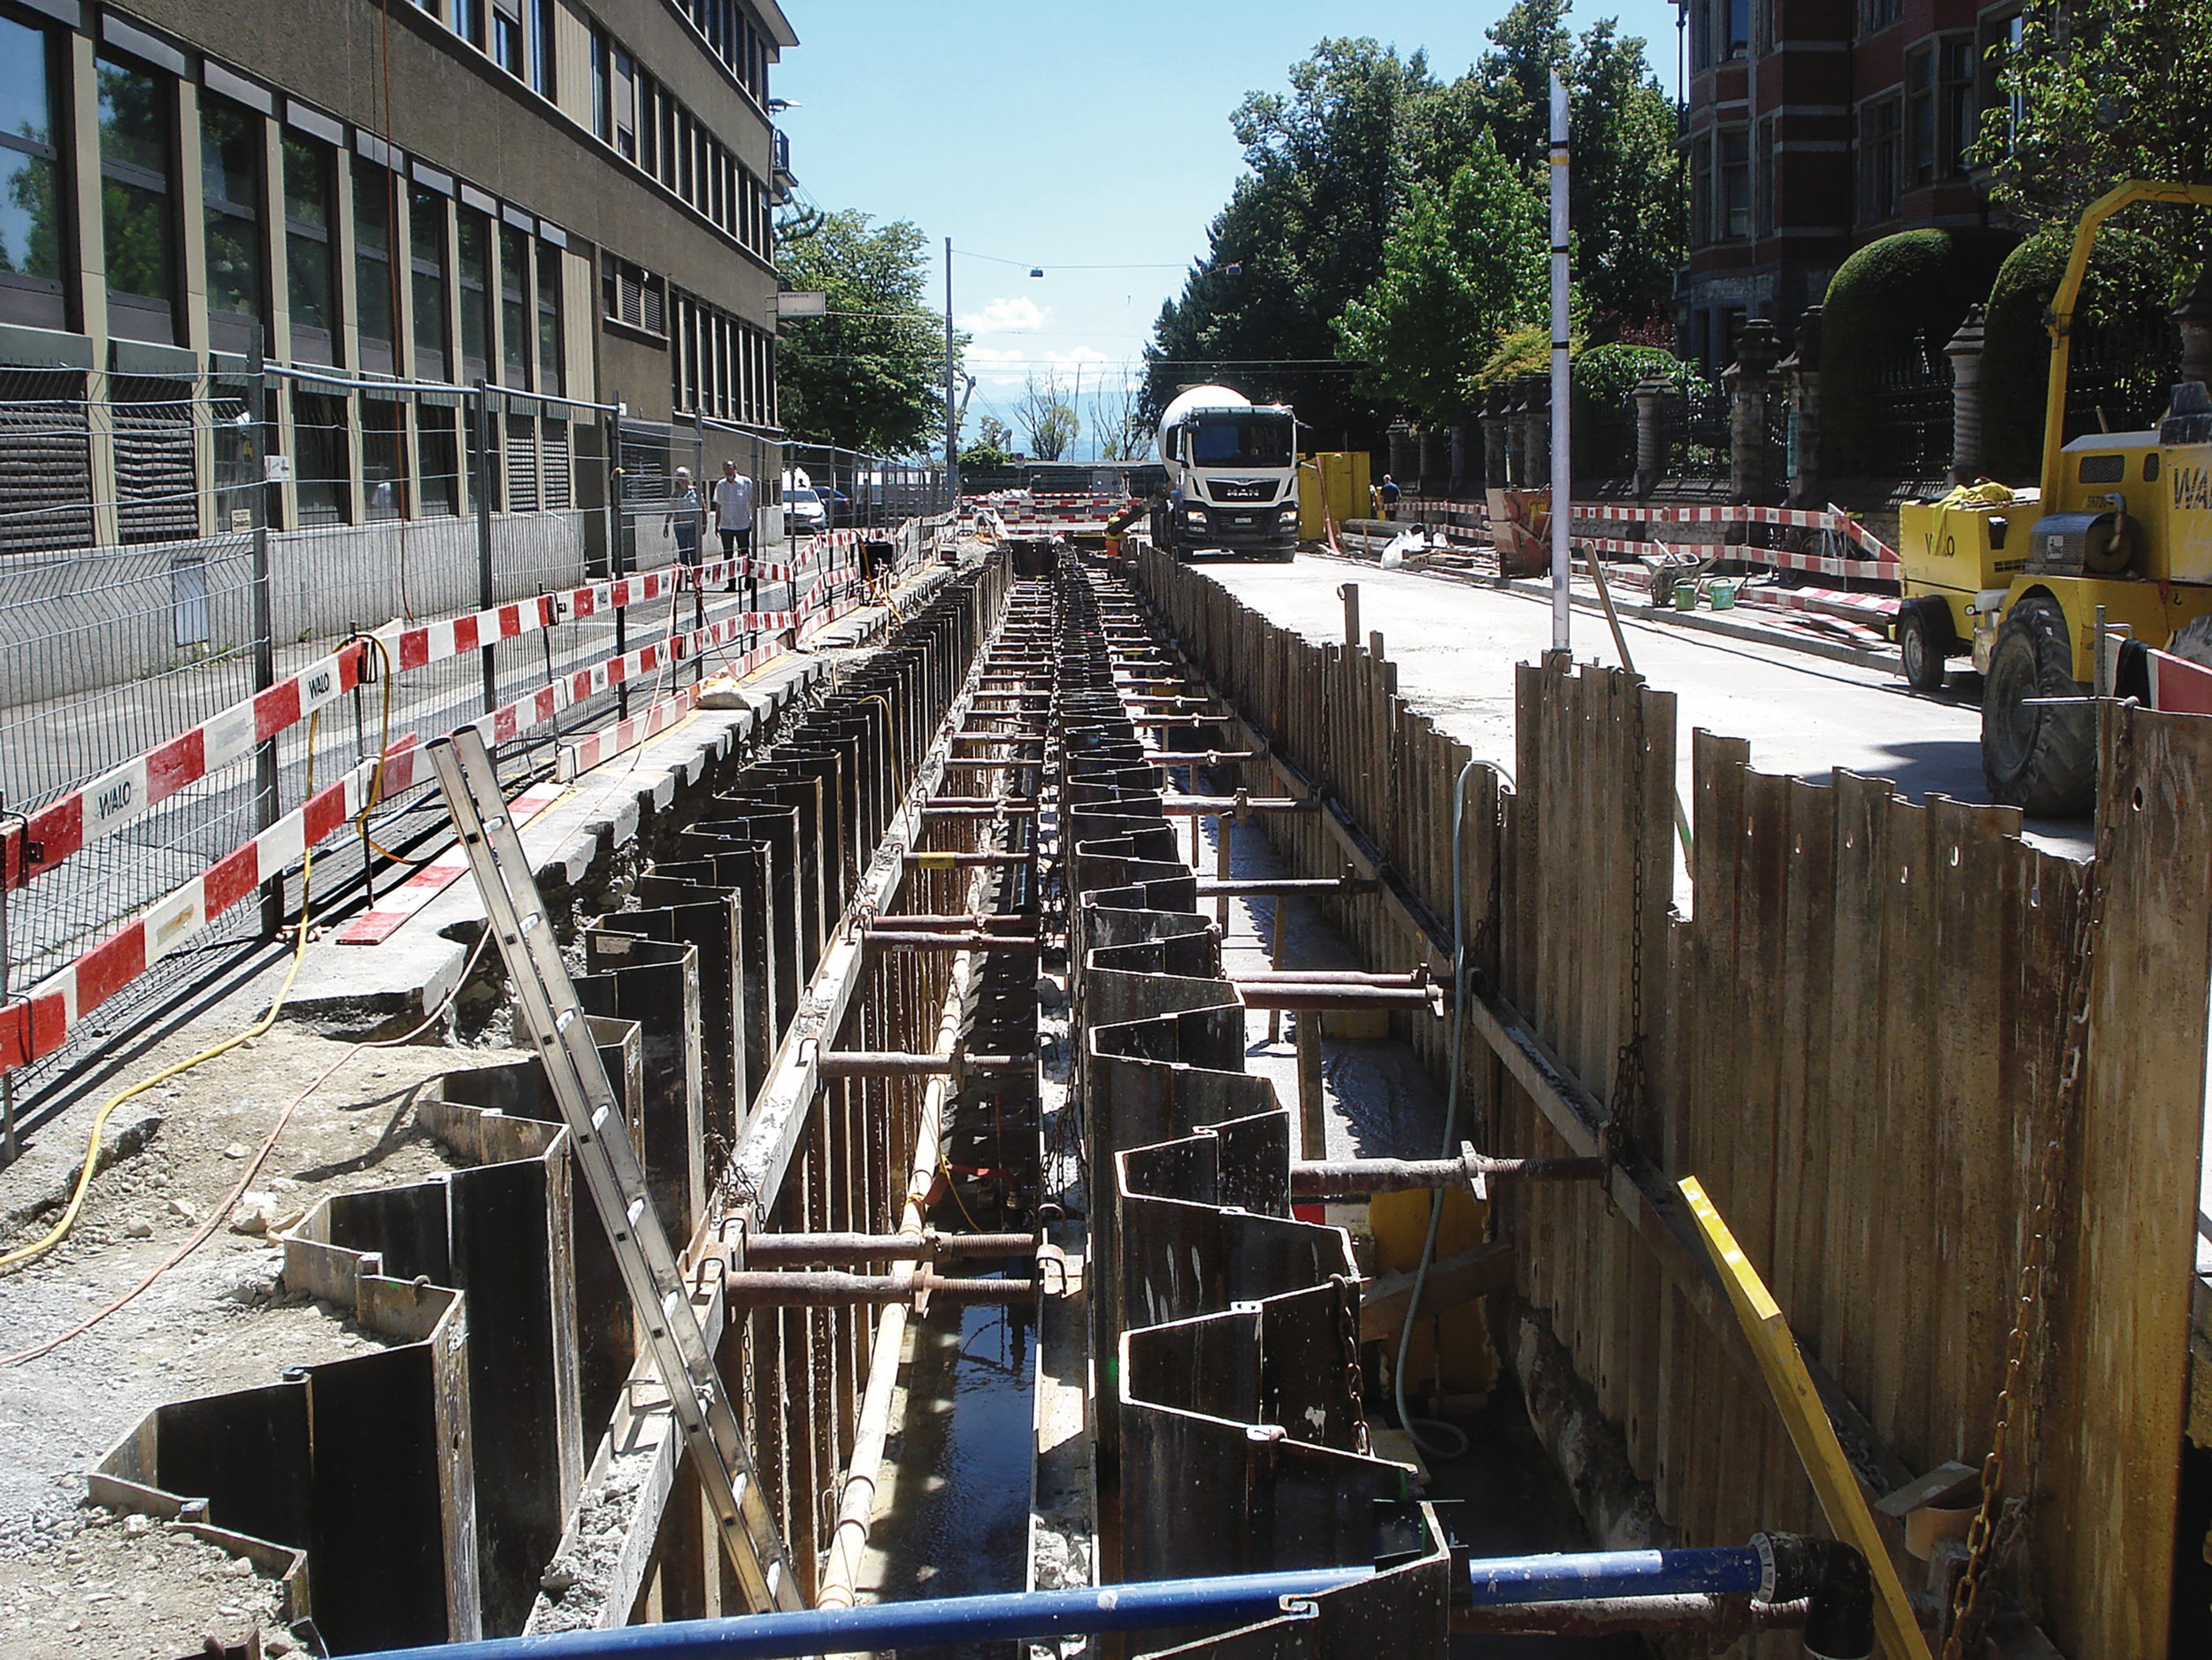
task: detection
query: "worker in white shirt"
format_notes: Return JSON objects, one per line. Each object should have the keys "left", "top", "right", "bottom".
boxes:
{"left": 712, "top": 459, "right": 757, "bottom": 598}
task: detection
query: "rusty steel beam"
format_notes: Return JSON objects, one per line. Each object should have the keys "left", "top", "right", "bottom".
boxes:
{"left": 868, "top": 913, "right": 1035, "bottom": 932}
{"left": 721, "top": 1269, "right": 1035, "bottom": 1306}
{"left": 743, "top": 1230, "right": 1037, "bottom": 1266}
{"left": 1233, "top": 981, "right": 1442, "bottom": 1013}
{"left": 1157, "top": 795, "right": 1321, "bottom": 816}
{"left": 815, "top": 1050, "right": 1029, "bottom": 1077}
{"left": 1451, "top": 1594, "right": 1811, "bottom": 1640}
{"left": 863, "top": 931, "right": 1043, "bottom": 954}
{"left": 1194, "top": 876, "right": 1380, "bottom": 898}
{"left": 1291, "top": 1147, "right": 1608, "bottom": 1197}
{"left": 902, "top": 850, "right": 1034, "bottom": 868}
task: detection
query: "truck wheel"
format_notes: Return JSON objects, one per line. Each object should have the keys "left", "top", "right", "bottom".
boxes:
{"left": 1897, "top": 598, "right": 1953, "bottom": 693}
{"left": 1982, "top": 596, "right": 2096, "bottom": 816}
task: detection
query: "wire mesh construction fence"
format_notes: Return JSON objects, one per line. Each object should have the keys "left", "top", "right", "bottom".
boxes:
{"left": 0, "top": 365, "right": 936, "bottom": 1138}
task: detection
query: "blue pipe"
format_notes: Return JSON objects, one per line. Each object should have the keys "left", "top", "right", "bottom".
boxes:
{"left": 343, "top": 1567, "right": 1374, "bottom": 1660}
{"left": 343, "top": 1544, "right": 1786, "bottom": 1660}
{"left": 1468, "top": 1546, "right": 1765, "bottom": 1606}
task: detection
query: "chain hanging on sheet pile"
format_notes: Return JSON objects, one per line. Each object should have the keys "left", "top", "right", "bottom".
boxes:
{"left": 1602, "top": 685, "right": 1651, "bottom": 1218}
{"left": 1940, "top": 727, "right": 2119, "bottom": 1658}
{"left": 1332, "top": 1272, "right": 1371, "bottom": 1456}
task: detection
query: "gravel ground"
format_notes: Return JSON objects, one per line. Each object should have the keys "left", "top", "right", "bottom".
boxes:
{"left": 0, "top": 1013, "right": 503, "bottom": 1656}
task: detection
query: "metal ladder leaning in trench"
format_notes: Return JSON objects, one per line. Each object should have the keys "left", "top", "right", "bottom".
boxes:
{"left": 430, "top": 726, "right": 802, "bottom": 1612}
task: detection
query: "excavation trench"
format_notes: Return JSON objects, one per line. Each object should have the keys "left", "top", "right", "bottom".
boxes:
{"left": 77, "top": 548, "right": 1702, "bottom": 1656}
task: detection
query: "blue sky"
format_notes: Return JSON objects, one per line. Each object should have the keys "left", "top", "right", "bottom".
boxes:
{"left": 777, "top": 0, "right": 1682, "bottom": 452}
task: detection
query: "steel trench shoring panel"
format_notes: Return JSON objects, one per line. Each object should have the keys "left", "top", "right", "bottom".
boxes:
{"left": 1059, "top": 560, "right": 1450, "bottom": 1657}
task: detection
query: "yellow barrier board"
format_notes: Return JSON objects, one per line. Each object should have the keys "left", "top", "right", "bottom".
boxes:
{"left": 1679, "top": 1175, "right": 1933, "bottom": 1660}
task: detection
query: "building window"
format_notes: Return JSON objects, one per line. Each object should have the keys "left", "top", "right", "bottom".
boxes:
{"left": 457, "top": 207, "right": 490, "bottom": 381}
{"left": 491, "top": 0, "right": 524, "bottom": 75}
{"left": 1755, "top": 118, "right": 1777, "bottom": 237}
{"left": 362, "top": 396, "right": 405, "bottom": 519}
{"left": 499, "top": 224, "right": 530, "bottom": 386}
{"left": 1906, "top": 46, "right": 1937, "bottom": 186}
{"left": 536, "top": 242, "right": 563, "bottom": 395}
{"left": 1726, "top": 0, "right": 1748, "bottom": 58}
{"left": 590, "top": 30, "right": 608, "bottom": 137}
{"left": 282, "top": 135, "right": 337, "bottom": 364}
{"left": 452, "top": 0, "right": 482, "bottom": 47}
{"left": 97, "top": 56, "right": 176, "bottom": 342}
{"left": 528, "top": 0, "right": 555, "bottom": 95}
{"left": 354, "top": 159, "right": 396, "bottom": 372}
{"left": 1719, "top": 127, "right": 1750, "bottom": 240}
{"left": 291, "top": 388, "right": 349, "bottom": 526}
{"left": 1859, "top": 97, "right": 1902, "bottom": 222}
{"left": 612, "top": 49, "right": 636, "bottom": 159}
{"left": 1861, "top": 0, "right": 1902, "bottom": 34}
{"left": 1691, "top": 133, "right": 1712, "bottom": 246}
{"left": 418, "top": 403, "right": 460, "bottom": 513}
{"left": 0, "top": 16, "right": 65, "bottom": 329}
{"left": 410, "top": 185, "right": 449, "bottom": 381}
{"left": 201, "top": 96, "right": 264, "bottom": 351}
{"left": 602, "top": 253, "right": 664, "bottom": 335}
{"left": 1939, "top": 37, "right": 1978, "bottom": 175}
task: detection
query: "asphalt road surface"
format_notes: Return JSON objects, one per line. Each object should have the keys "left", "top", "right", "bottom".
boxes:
{"left": 1196, "top": 554, "right": 2091, "bottom": 871}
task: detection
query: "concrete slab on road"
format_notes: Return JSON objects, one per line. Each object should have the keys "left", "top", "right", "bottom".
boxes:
{"left": 1193, "top": 557, "right": 2091, "bottom": 872}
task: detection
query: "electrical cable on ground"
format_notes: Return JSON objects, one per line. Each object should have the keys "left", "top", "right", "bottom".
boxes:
{"left": 0, "top": 922, "right": 494, "bottom": 1368}
{"left": 1391, "top": 757, "right": 1485, "bottom": 1463}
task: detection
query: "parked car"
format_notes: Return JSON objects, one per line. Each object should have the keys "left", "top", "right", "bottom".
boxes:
{"left": 786, "top": 487, "right": 826, "bottom": 534}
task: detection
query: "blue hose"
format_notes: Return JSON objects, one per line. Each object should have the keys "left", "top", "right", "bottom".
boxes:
{"left": 1467, "top": 1544, "right": 1765, "bottom": 1605}
{"left": 342, "top": 1567, "right": 1373, "bottom": 1660}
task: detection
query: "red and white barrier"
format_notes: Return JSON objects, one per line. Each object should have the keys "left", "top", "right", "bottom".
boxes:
{"left": 336, "top": 780, "right": 565, "bottom": 944}
{"left": 0, "top": 736, "right": 421, "bottom": 1071}
{"left": 0, "top": 540, "right": 904, "bottom": 1073}
{"left": 5, "top": 641, "right": 370, "bottom": 890}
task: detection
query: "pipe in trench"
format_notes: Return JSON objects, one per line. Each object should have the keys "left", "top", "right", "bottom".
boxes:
{"left": 721, "top": 1270, "right": 1033, "bottom": 1305}
{"left": 742, "top": 1229, "right": 1035, "bottom": 1265}
{"left": 1290, "top": 1149, "right": 1608, "bottom": 1196}
{"left": 336, "top": 1537, "right": 1868, "bottom": 1659}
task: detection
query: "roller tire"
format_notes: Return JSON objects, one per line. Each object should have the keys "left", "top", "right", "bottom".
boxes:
{"left": 1981, "top": 596, "right": 2096, "bottom": 817}
{"left": 1897, "top": 597, "right": 1953, "bottom": 693}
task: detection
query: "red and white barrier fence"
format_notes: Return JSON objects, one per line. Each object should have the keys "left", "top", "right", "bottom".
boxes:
{"left": 0, "top": 540, "right": 893, "bottom": 1074}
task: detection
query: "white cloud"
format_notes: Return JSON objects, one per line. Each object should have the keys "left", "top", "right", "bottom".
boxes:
{"left": 957, "top": 296, "right": 1048, "bottom": 334}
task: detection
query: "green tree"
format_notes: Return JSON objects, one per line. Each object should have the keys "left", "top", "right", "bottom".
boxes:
{"left": 1975, "top": 0, "right": 2212, "bottom": 259}
{"left": 1145, "top": 38, "right": 1442, "bottom": 441}
{"left": 1016, "top": 372, "right": 1080, "bottom": 461}
{"left": 1335, "top": 136, "right": 1548, "bottom": 422}
{"left": 775, "top": 210, "right": 955, "bottom": 455}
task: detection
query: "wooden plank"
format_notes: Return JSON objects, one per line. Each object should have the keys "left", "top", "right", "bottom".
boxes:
{"left": 1682, "top": 1176, "right": 1935, "bottom": 1660}
{"left": 1821, "top": 771, "right": 1890, "bottom": 1396}
{"left": 2044, "top": 705, "right": 2212, "bottom": 1658}
{"left": 1359, "top": 1241, "right": 1517, "bottom": 1339}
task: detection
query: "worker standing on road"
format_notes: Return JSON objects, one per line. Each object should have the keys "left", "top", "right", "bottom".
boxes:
{"left": 1379, "top": 474, "right": 1401, "bottom": 520}
{"left": 665, "top": 466, "right": 703, "bottom": 573}
{"left": 713, "top": 459, "right": 756, "bottom": 600}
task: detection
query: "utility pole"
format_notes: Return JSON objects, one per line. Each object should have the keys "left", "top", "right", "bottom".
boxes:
{"left": 944, "top": 236, "right": 958, "bottom": 511}
{"left": 1548, "top": 69, "right": 1571, "bottom": 654}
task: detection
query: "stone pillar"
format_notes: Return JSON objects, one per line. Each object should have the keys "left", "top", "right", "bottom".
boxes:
{"left": 1448, "top": 418, "right": 1470, "bottom": 498}
{"left": 1417, "top": 426, "right": 1448, "bottom": 498}
{"left": 1386, "top": 419, "right": 1418, "bottom": 493}
{"left": 1632, "top": 375, "right": 1672, "bottom": 501}
{"left": 2173, "top": 265, "right": 2212, "bottom": 390}
{"left": 1946, "top": 304, "right": 1987, "bottom": 483}
{"left": 1778, "top": 304, "right": 1822, "bottom": 507}
{"left": 1518, "top": 374, "right": 1550, "bottom": 488}
{"left": 1724, "top": 318, "right": 1782, "bottom": 505}
{"left": 1482, "top": 386, "right": 1510, "bottom": 491}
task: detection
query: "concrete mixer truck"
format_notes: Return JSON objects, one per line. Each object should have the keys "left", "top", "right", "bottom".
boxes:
{"left": 1148, "top": 385, "right": 1299, "bottom": 561}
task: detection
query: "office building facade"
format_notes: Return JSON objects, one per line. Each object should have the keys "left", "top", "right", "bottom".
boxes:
{"left": 0, "top": 0, "right": 795, "bottom": 553}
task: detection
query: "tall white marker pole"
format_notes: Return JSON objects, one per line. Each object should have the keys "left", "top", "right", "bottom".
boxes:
{"left": 1548, "top": 69, "right": 1571, "bottom": 654}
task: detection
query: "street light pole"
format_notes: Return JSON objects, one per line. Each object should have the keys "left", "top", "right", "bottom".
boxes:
{"left": 944, "top": 236, "right": 958, "bottom": 512}
{"left": 1548, "top": 69, "right": 1572, "bottom": 655}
